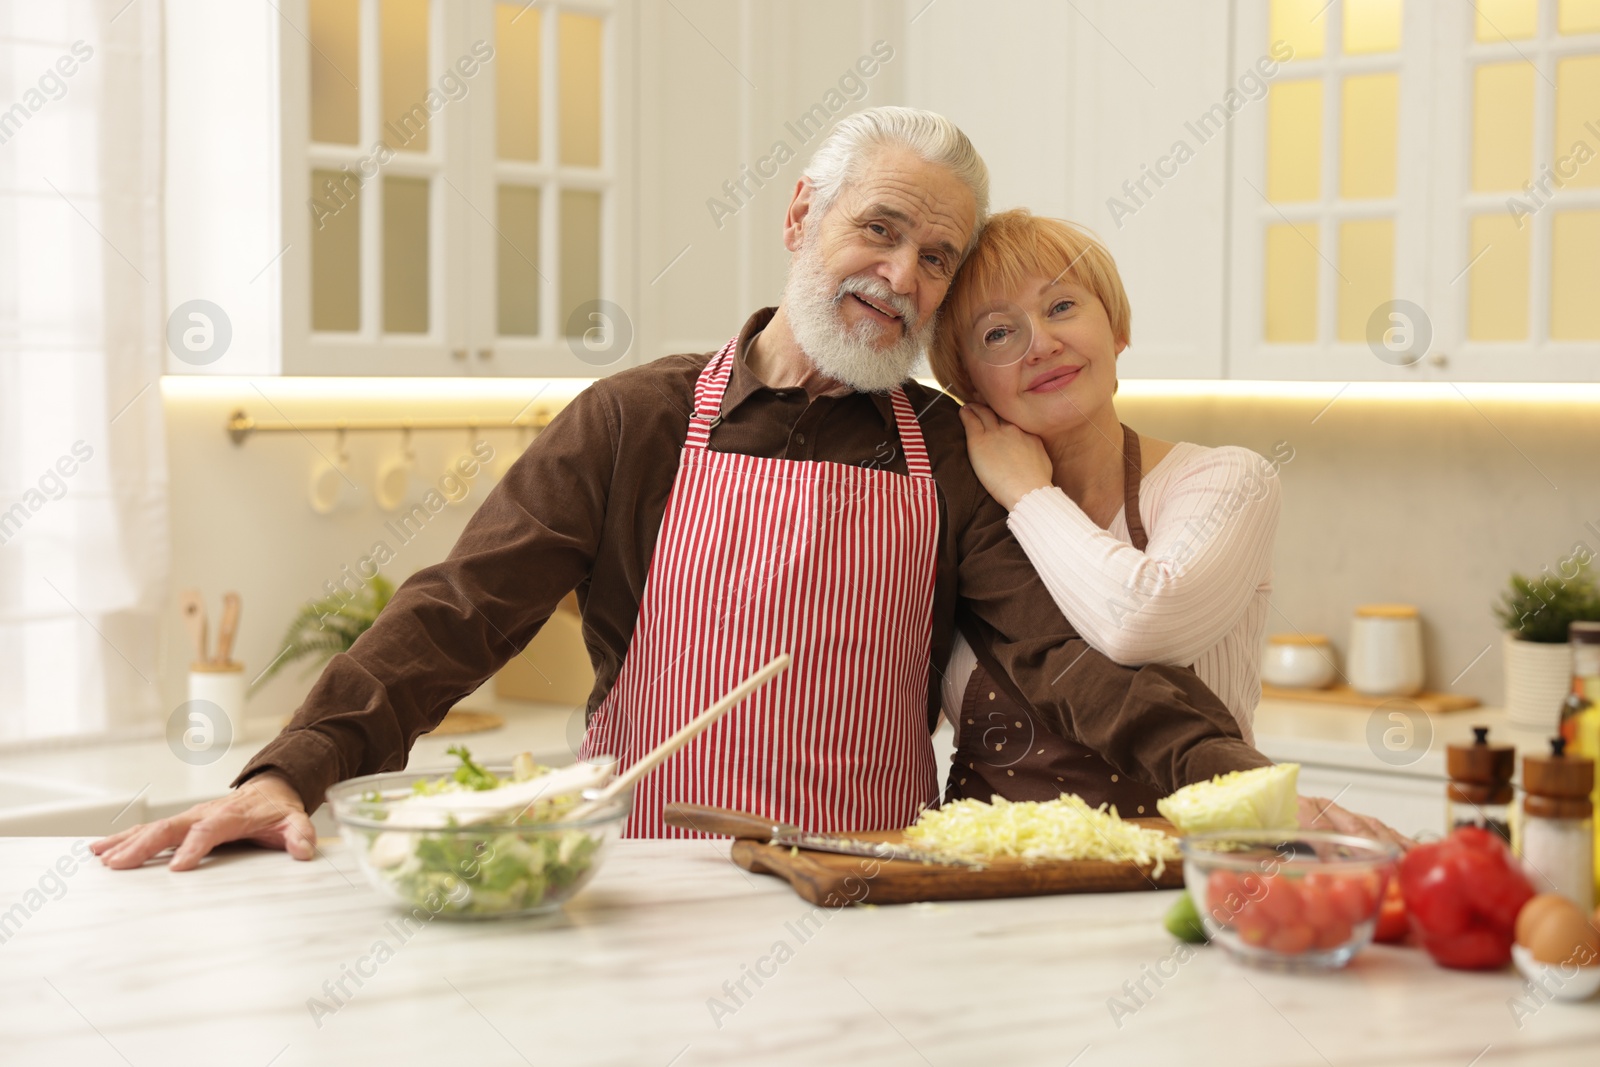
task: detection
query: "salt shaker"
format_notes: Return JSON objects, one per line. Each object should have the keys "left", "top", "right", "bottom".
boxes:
{"left": 1518, "top": 737, "right": 1595, "bottom": 913}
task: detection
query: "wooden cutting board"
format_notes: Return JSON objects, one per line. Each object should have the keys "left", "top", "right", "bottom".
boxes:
{"left": 730, "top": 818, "right": 1185, "bottom": 906}
{"left": 1261, "top": 682, "right": 1480, "bottom": 713}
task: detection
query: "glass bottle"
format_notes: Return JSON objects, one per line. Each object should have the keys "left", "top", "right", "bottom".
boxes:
{"left": 1559, "top": 620, "right": 1600, "bottom": 904}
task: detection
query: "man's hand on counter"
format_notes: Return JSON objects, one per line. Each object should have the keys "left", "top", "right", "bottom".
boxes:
{"left": 90, "top": 773, "right": 317, "bottom": 871}
{"left": 1298, "top": 794, "right": 1416, "bottom": 851}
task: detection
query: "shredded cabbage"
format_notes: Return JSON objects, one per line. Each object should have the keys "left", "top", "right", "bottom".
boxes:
{"left": 904, "top": 794, "right": 1181, "bottom": 876}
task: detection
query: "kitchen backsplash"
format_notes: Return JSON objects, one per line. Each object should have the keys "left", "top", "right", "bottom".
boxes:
{"left": 163, "top": 379, "right": 1600, "bottom": 728}
{"left": 1117, "top": 388, "right": 1600, "bottom": 708}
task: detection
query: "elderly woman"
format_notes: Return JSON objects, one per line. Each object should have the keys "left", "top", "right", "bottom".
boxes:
{"left": 930, "top": 209, "right": 1284, "bottom": 815}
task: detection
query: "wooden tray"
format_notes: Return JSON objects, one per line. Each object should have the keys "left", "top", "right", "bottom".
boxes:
{"left": 730, "top": 818, "right": 1184, "bottom": 906}
{"left": 1261, "top": 682, "right": 1480, "bottom": 713}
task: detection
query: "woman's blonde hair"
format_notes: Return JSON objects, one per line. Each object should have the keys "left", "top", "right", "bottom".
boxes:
{"left": 929, "top": 209, "right": 1131, "bottom": 402}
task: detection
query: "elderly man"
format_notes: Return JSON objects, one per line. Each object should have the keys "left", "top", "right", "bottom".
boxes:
{"left": 95, "top": 107, "right": 1386, "bottom": 867}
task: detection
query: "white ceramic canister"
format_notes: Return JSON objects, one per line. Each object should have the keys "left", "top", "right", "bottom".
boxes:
{"left": 186, "top": 661, "right": 247, "bottom": 752}
{"left": 1347, "top": 604, "right": 1425, "bottom": 697}
{"left": 1260, "top": 633, "right": 1337, "bottom": 689}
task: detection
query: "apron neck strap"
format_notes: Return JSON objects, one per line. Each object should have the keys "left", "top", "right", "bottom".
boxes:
{"left": 686, "top": 334, "right": 934, "bottom": 479}
{"left": 887, "top": 388, "right": 933, "bottom": 479}
{"left": 686, "top": 335, "right": 740, "bottom": 449}
{"left": 1120, "top": 423, "right": 1150, "bottom": 552}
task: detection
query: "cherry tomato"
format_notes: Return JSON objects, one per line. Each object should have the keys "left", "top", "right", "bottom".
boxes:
{"left": 1267, "top": 922, "right": 1316, "bottom": 955}
{"left": 1207, "top": 870, "right": 1245, "bottom": 917}
{"left": 1313, "top": 916, "right": 1355, "bottom": 950}
{"left": 1235, "top": 915, "right": 1274, "bottom": 947}
{"left": 1297, "top": 879, "right": 1336, "bottom": 930}
{"left": 1323, "top": 875, "right": 1376, "bottom": 926}
{"left": 1256, "top": 875, "right": 1303, "bottom": 927}
{"left": 1374, "top": 879, "right": 1409, "bottom": 944}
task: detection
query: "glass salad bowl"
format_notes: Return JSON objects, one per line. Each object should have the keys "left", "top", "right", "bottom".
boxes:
{"left": 1180, "top": 829, "right": 1401, "bottom": 971}
{"left": 327, "top": 750, "right": 631, "bottom": 921}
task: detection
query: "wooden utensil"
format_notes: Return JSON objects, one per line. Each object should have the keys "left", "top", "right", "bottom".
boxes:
{"left": 564, "top": 652, "right": 792, "bottom": 822}
{"left": 730, "top": 818, "right": 1185, "bottom": 906}
{"left": 214, "top": 592, "right": 241, "bottom": 666}
{"left": 178, "top": 589, "right": 208, "bottom": 666}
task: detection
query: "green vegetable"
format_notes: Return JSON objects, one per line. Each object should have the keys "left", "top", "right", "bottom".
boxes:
{"left": 365, "top": 746, "right": 603, "bottom": 917}
{"left": 1156, "top": 763, "right": 1300, "bottom": 835}
{"left": 1165, "top": 891, "right": 1209, "bottom": 943}
{"left": 445, "top": 744, "right": 500, "bottom": 791}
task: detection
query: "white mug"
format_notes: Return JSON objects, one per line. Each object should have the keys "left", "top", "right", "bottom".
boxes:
{"left": 374, "top": 436, "right": 418, "bottom": 512}
{"left": 1347, "top": 604, "right": 1425, "bottom": 697}
{"left": 308, "top": 432, "right": 353, "bottom": 515}
{"left": 308, "top": 454, "right": 350, "bottom": 515}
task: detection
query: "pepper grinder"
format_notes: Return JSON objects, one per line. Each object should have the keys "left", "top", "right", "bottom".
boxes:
{"left": 1518, "top": 737, "right": 1595, "bottom": 913}
{"left": 1446, "top": 725, "right": 1514, "bottom": 843}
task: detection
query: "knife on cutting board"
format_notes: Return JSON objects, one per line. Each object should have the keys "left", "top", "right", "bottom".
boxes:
{"left": 662, "top": 802, "right": 979, "bottom": 867}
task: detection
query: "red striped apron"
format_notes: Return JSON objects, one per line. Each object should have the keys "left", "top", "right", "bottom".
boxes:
{"left": 579, "top": 337, "right": 942, "bottom": 838}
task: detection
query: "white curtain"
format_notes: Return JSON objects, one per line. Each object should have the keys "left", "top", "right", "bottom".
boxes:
{"left": 0, "top": 0, "right": 167, "bottom": 742}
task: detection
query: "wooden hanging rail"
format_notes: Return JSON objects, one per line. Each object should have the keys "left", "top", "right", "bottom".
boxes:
{"left": 225, "top": 407, "right": 556, "bottom": 446}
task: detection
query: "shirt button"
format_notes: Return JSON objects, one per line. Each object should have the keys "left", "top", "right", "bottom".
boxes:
{"left": 988, "top": 692, "right": 996, "bottom": 700}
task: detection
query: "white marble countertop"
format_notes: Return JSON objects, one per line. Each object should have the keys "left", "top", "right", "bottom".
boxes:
{"left": 0, "top": 697, "right": 581, "bottom": 831}
{"left": 0, "top": 692, "right": 1549, "bottom": 838}
{"left": 1253, "top": 697, "right": 1553, "bottom": 781}
{"left": 2, "top": 836, "right": 1595, "bottom": 1066}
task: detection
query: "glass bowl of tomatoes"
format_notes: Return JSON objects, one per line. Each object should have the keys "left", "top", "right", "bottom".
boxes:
{"left": 1180, "top": 829, "right": 1403, "bottom": 971}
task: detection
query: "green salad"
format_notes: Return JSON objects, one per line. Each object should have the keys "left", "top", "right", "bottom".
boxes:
{"left": 358, "top": 746, "right": 605, "bottom": 917}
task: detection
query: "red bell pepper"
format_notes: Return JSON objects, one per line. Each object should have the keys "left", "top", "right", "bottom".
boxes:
{"left": 1398, "top": 826, "right": 1534, "bottom": 970}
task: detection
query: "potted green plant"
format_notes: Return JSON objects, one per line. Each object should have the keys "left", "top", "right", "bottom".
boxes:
{"left": 249, "top": 574, "right": 394, "bottom": 696}
{"left": 1495, "top": 564, "right": 1600, "bottom": 729}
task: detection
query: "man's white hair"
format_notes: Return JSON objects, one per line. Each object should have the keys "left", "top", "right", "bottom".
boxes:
{"left": 801, "top": 106, "right": 990, "bottom": 252}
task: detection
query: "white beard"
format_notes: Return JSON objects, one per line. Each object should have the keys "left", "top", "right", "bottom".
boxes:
{"left": 783, "top": 241, "right": 935, "bottom": 394}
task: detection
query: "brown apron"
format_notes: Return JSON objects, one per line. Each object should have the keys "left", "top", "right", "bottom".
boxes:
{"left": 946, "top": 424, "right": 1169, "bottom": 816}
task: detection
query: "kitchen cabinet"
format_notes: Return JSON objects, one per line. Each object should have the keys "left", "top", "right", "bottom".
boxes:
{"left": 904, "top": 0, "right": 1231, "bottom": 380}
{"left": 911, "top": 0, "right": 1600, "bottom": 383}
{"left": 1293, "top": 762, "right": 1447, "bottom": 841}
{"left": 164, "top": 0, "right": 637, "bottom": 378}
{"left": 1227, "top": 0, "right": 1600, "bottom": 382}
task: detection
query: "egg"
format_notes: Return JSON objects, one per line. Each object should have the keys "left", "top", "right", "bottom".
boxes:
{"left": 1515, "top": 893, "right": 1600, "bottom": 966}
{"left": 1515, "top": 894, "right": 1573, "bottom": 947}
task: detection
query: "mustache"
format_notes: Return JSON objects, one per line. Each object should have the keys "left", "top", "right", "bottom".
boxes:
{"left": 835, "top": 275, "right": 917, "bottom": 330}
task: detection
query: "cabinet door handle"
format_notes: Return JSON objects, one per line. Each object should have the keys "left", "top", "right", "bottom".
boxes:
{"left": 476, "top": 347, "right": 493, "bottom": 360}
{"left": 451, "top": 347, "right": 468, "bottom": 361}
